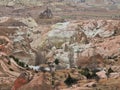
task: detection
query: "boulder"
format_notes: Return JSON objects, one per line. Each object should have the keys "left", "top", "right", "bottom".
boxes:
{"left": 19, "top": 73, "right": 53, "bottom": 90}
{"left": 16, "top": 17, "right": 38, "bottom": 28}
{"left": 83, "top": 82, "right": 96, "bottom": 87}
{"left": 11, "top": 72, "right": 30, "bottom": 90}
{"left": 95, "top": 35, "right": 120, "bottom": 57}
{"left": 109, "top": 72, "right": 120, "bottom": 79}
{"left": 96, "top": 70, "right": 107, "bottom": 79}
{"left": 111, "top": 66, "right": 120, "bottom": 72}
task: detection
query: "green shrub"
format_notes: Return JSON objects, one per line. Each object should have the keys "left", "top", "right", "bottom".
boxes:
{"left": 26, "top": 64, "right": 29, "bottom": 68}
{"left": 7, "top": 60, "right": 11, "bottom": 65}
{"left": 9, "top": 55, "right": 19, "bottom": 63}
{"left": 18, "top": 62, "right": 25, "bottom": 67}
{"left": 80, "top": 67, "right": 98, "bottom": 79}
{"left": 108, "top": 67, "right": 114, "bottom": 74}
{"left": 9, "top": 55, "right": 25, "bottom": 67}
{"left": 106, "top": 67, "right": 114, "bottom": 77}
{"left": 64, "top": 74, "right": 78, "bottom": 86}
{"left": 9, "top": 68, "right": 14, "bottom": 71}
{"left": 81, "top": 68, "right": 91, "bottom": 79}
{"left": 54, "top": 59, "right": 59, "bottom": 65}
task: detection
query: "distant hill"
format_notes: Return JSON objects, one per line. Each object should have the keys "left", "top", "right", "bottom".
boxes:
{"left": 0, "top": 0, "right": 120, "bottom": 6}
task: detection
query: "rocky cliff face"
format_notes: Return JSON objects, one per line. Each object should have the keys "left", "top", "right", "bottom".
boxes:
{"left": 0, "top": 17, "right": 38, "bottom": 65}
{"left": 40, "top": 20, "right": 120, "bottom": 63}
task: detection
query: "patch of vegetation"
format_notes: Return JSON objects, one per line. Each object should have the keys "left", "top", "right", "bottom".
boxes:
{"left": 7, "top": 60, "right": 11, "bottom": 65}
{"left": 9, "top": 55, "right": 25, "bottom": 68}
{"left": 54, "top": 59, "right": 59, "bottom": 65}
{"left": 80, "top": 67, "right": 91, "bottom": 79}
{"left": 18, "top": 61, "right": 25, "bottom": 67}
{"left": 80, "top": 67, "right": 99, "bottom": 80}
{"left": 26, "top": 64, "right": 29, "bottom": 68}
{"left": 9, "top": 68, "right": 14, "bottom": 71}
{"left": 9, "top": 55, "right": 19, "bottom": 63}
{"left": 108, "top": 67, "right": 114, "bottom": 74}
{"left": 106, "top": 67, "right": 114, "bottom": 77}
{"left": 64, "top": 73, "right": 78, "bottom": 86}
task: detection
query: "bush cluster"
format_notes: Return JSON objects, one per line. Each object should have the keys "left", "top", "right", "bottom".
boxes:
{"left": 9, "top": 55, "right": 26, "bottom": 68}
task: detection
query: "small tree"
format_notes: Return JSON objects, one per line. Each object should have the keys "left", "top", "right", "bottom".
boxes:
{"left": 106, "top": 67, "right": 114, "bottom": 78}
{"left": 9, "top": 68, "right": 14, "bottom": 71}
{"left": 64, "top": 73, "right": 78, "bottom": 87}
{"left": 18, "top": 62, "right": 25, "bottom": 67}
{"left": 8, "top": 60, "right": 11, "bottom": 65}
{"left": 108, "top": 67, "right": 114, "bottom": 74}
{"left": 54, "top": 59, "right": 59, "bottom": 65}
{"left": 26, "top": 64, "right": 29, "bottom": 68}
{"left": 9, "top": 55, "right": 19, "bottom": 63}
{"left": 81, "top": 67, "right": 91, "bottom": 79}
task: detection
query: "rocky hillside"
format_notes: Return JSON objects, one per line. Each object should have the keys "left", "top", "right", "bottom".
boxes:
{"left": 11, "top": 18, "right": 120, "bottom": 90}
{"left": 0, "top": 1, "right": 120, "bottom": 90}
{"left": 36, "top": 19, "right": 120, "bottom": 68}
{"left": 0, "top": 15, "right": 120, "bottom": 90}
